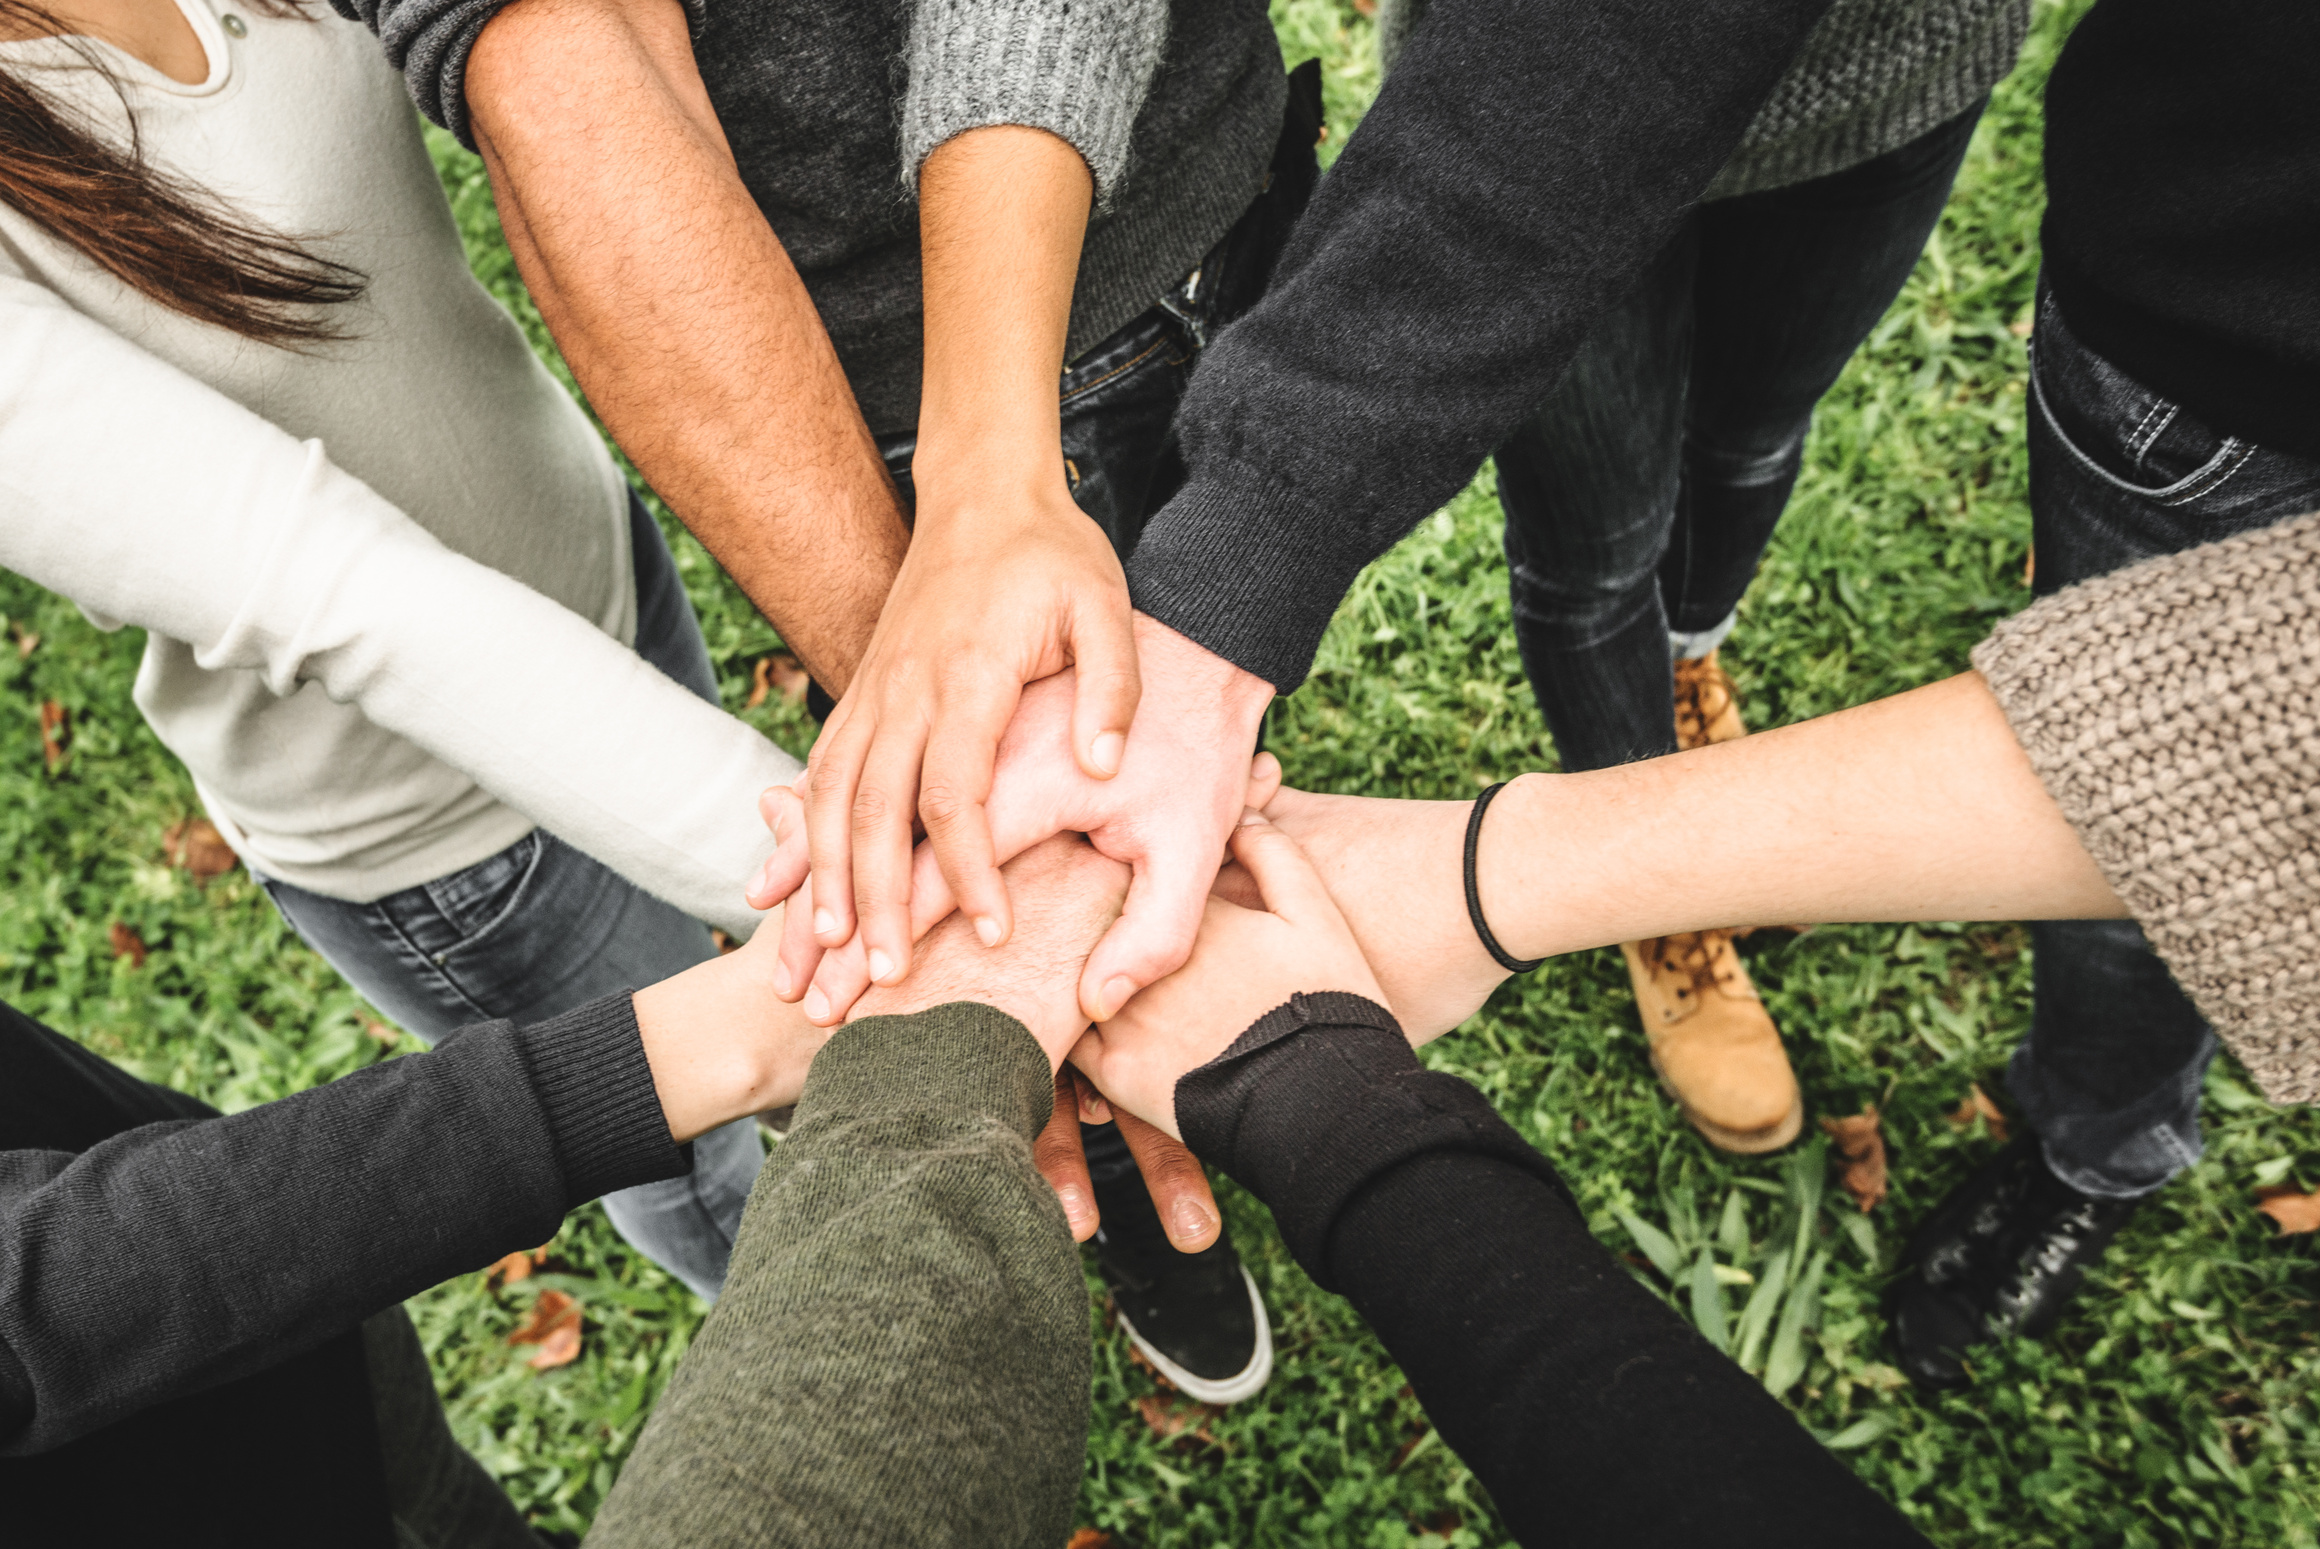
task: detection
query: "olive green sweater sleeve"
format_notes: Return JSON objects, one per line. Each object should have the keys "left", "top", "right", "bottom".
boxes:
{"left": 582, "top": 1004, "right": 1087, "bottom": 1549}
{"left": 1972, "top": 509, "right": 2320, "bottom": 1105}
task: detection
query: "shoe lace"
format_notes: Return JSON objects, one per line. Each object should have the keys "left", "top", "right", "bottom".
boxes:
{"left": 1642, "top": 929, "right": 1737, "bottom": 1001}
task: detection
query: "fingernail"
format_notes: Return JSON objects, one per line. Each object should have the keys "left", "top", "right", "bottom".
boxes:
{"left": 974, "top": 915, "right": 1003, "bottom": 946}
{"left": 813, "top": 908, "right": 838, "bottom": 938}
{"left": 803, "top": 986, "right": 829, "bottom": 1022}
{"left": 1099, "top": 976, "right": 1136, "bottom": 1020}
{"left": 1173, "top": 1201, "right": 1217, "bottom": 1245}
{"left": 1237, "top": 807, "right": 1265, "bottom": 826}
{"left": 1089, "top": 731, "right": 1125, "bottom": 777}
{"left": 1057, "top": 1185, "right": 1090, "bottom": 1231}
{"left": 751, "top": 858, "right": 777, "bottom": 898}
{"left": 867, "top": 949, "right": 896, "bottom": 983}
{"left": 772, "top": 963, "right": 793, "bottom": 998}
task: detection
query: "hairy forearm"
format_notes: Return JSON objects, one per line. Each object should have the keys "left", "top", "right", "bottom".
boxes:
{"left": 1482, "top": 671, "right": 2124, "bottom": 960}
{"left": 466, "top": 0, "right": 907, "bottom": 693}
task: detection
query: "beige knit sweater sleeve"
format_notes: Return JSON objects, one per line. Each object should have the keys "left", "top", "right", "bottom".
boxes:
{"left": 1972, "top": 511, "right": 2320, "bottom": 1104}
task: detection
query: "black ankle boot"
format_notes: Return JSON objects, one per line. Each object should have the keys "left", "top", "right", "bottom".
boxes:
{"left": 1084, "top": 1122, "right": 1273, "bottom": 1405}
{"left": 1890, "top": 1134, "right": 2145, "bottom": 1390}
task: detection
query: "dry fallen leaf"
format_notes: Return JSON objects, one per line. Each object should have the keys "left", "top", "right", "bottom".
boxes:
{"left": 364, "top": 1021, "right": 400, "bottom": 1047}
{"left": 508, "top": 1289, "right": 583, "bottom": 1369}
{"left": 746, "top": 653, "right": 811, "bottom": 710}
{"left": 1064, "top": 1532, "right": 1113, "bottom": 1549}
{"left": 1945, "top": 1083, "right": 2009, "bottom": 1144}
{"left": 108, "top": 922, "right": 148, "bottom": 969}
{"left": 1821, "top": 1106, "right": 1888, "bottom": 1213}
{"left": 483, "top": 1245, "right": 552, "bottom": 1290}
{"left": 163, "top": 817, "right": 239, "bottom": 880}
{"left": 11, "top": 623, "right": 38, "bottom": 658}
{"left": 1134, "top": 1394, "right": 1221, "bottom": 1447}
{"left": 38, "top": 699, "right": 68, "bottom": 771}
{"left": 2255, "top": 1186, "right": 2320, "bottom": 1235}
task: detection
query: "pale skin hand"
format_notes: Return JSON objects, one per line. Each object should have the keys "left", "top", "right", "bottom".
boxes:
{"left": 804, "top": 125, "right": 1140, "bottom": 992}
{"left": 845, "top": 834, "right": 1222, "bottom": 1249}
{"left": 464, "top": 0, "right": 908, "bottom": 694}
{"left": 760, "top": 636, "right": 1276, "bottom": 1024}
{"left": 629, "top": 905, "right": 832, "bottom": 1144}
{"left": 1069, "top": 812, "right": 1386, "bottom": 1141}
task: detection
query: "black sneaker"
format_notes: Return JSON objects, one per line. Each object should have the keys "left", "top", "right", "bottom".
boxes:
{"left": 1889, "top": 1134, "right": 2144, "bottom": 1390}
{"left": 1086, "top": 1126, "right": 1273, "bottom": 1405}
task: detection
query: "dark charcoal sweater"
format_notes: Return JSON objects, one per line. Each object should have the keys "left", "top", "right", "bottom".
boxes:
{"left": 2040, "top": 0, "right": 2320, "bottom": 463}
{"left": 1178, "top": 991, "right": 1931, "bottom": 1548}
{"left": 0, "top": 992, "right": 682, "bottom": 1454}
{"left": 1127, "top": 0, "right": 1836, "bottom": 691}
{"left": 331, "top": 0, "right": 1285, "bottom": 434}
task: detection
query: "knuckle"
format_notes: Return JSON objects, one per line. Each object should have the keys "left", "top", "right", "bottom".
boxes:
{"left": 849, "top": 784, "right": 897, "bottom": 836}
{"left": 915, "top": 782, "right": 977, "bottom": 836}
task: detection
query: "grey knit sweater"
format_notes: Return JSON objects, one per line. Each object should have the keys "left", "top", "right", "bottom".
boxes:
{"left": 1975, "top": 511, "right": 2320, "bottom": 1105}
{"left": 1378, "top": 0, "right": 2027, "bottom": 197}
{"left": 333, "top": 0, "right": 1285, "bottom": 434}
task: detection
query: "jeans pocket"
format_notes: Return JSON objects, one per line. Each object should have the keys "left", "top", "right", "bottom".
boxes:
{"left": 383, "top": 831, "right": 547, "bottom": 968}
{"left": 2031, "top": 297, "right": 2254, "bottom": 508}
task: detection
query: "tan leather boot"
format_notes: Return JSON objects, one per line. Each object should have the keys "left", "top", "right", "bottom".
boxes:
{"left": 1621, "top": 930, "right": 1803, "bottom": 1153}
{"left": 1619, "top": 649, "right": 1802, "bottom": 1153}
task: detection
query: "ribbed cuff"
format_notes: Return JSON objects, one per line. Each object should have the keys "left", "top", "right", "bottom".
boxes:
{"left": 508, "top": 993, "right": 689, "bottom": 1208}
{"left": 798, "top": 1004, "right": 1055, "bottom": 1141}
{"left": 1126, "top": 456, "right": 1385, "bottom": 693}
{"left": 1175, "top": 994, "right": 1572, "bottom": 1281}
{"left": 899, "top": 1, "right": 1167, "bottom": 204}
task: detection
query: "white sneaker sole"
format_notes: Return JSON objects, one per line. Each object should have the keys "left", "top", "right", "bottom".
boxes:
{"left": 1116, "top": 1264, "right": 1274, "bottom": 1406}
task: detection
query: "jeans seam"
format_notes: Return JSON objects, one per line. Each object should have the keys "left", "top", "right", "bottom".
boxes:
{"left": 2030, "top": 355, "right": 2253, "bottom": 508}
{"left": 1060, "top": 332, "right": 1175, "bottom": 406}
{"left": 365, "top": 899, "right": 498, "bottom": 1023}
{"left": 2124, "top": 400, "right": 2175, "bottom": 468}
{"left": 413, "top": 832, "right": 549, "bottom": 971}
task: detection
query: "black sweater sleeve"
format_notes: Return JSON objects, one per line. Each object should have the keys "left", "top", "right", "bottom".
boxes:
{"left": 1177, "top": 992, "right": 1928, "bottom": 1549}
{"left": 0, "top": 993, "right": 686, "bottom": 1455}
{"left": 1125, "top": 0, "right": 1832, "bottom": 692}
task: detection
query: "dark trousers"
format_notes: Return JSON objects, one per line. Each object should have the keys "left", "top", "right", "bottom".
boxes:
{"left": 1495, "top": 104, "right": 1981, "bottom": 773}
{"left": 2010, "top": 286, "right": 2320, "bottom": 1198}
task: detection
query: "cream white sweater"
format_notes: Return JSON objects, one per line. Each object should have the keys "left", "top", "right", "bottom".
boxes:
{"left": 0, "top": 0, "right": 796, "bottom": 934}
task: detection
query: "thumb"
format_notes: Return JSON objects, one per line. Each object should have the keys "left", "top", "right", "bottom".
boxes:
{"left": 1226, "top": 810, "right": 1340, "bottom": 924}
{"left": 1078, "top": 841, "right": 1209, "bottom": 1022}
{"left": 1069, "top": 598, "right": 1142, "bottom": 780}
{"left": 1241, "top": 751, "right": 1284, "bottom": 812}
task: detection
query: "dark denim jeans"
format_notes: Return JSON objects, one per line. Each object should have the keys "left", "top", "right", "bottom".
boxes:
{"left": 260, "top": 495, "right": 764, "bottom": 1300}
{"left": 2009, "top": 286, "right": 2320, "bottom": 1199}
{"left": 1496, "top": 104, "right": 1982, "bottom": 773}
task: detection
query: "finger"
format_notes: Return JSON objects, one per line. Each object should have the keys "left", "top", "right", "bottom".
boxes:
{"left": 803, "top": 710, "right": 872, "bottom": 947}
{"left": 849, "top": 723, "right": 930, "bottom": 987}
{"left": 1069, "top": 1066, "right": 1112, "bottom": 1125}
{"left": 1032, "top": 1070, "right": 1098, "bottom": 1241}
{"left": 1208, "top": 858, "right": 1262, "bottom": 909}
{"left": 746, "top": 784, "right": 812, "bottom": 910}
{"left": 1078, "top": 840, "right": 1215, "bottom": 1022}
{"left": 801, "top": 931, "right": 874, "bottom": 1027}
{"left": 773, "top": 872, "right": 826, "bottom": 1002}
{"left": 1241, "top": 751, "right": 1284, "bottom": 812}
{"left": 918, "top": 676, "right": 1019, "bottom": 952}
{"left": 1225, "top": 809, "right": 1340, "bottom": 923}
{"left": 1117, "top": 1112, "right": 1219, "bottom": 1251}
{"left": 1069, "top": 596, "right": 1141, "bottom": 781}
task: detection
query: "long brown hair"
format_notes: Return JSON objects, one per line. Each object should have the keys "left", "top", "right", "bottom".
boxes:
{"left": 0, "top": 0, "right": 362, "bottom": 344}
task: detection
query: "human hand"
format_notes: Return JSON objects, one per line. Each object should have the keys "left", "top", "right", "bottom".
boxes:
{"left": 1068, "top": 810, "right": 1386, "bottom": 1140}
{"left": 845, "top": 831, "right": 1223, "bottom": 1247}
{"left": 798, "top": 477, "right": 1138, "bottom": 990}
{"left": 1255, "top": 779, "right": 1511, "bottom": 1042}
{"left": 630, "top": 904, "right": 832, "bottom": 1144}
{"left": 756, "top": 615, "right": 1277, "bottom": 1025}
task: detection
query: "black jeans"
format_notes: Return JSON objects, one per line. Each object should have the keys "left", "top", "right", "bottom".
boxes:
{"left": 2009, "top": 286, "right": 2320, "bottom": 1199}
{"left": 1496, "top": 104, "right": 1981, "bottom": 773}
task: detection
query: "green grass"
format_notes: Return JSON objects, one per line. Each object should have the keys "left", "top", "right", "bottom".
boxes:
{"left": 7, "top": 1, "right": 2320, "bottom": 1543}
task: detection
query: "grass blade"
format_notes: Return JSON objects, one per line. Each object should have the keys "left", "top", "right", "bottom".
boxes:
{"left": 1763, "top": 1247, "right": 1829, "bottom": 1398}
{"left": 1616, "top": 1207, "right": 1686, "bottom": 1282}
{"left": 1691, "top": 1249, "right": 1729, "bottom": 1353}
{"left": 1733, "top": 1239, "right": 1792, "bottom": 1374}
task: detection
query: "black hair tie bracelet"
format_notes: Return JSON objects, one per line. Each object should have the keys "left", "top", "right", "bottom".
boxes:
{"left": 1464, "top": 781, "right": 1544, "bottom": 973}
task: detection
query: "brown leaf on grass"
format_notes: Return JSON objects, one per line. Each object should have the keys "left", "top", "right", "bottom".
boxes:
{"left": 508, "top": 1289, "right": 582, "bottom": 1369}
{"left": 1351, "top": 0, "right": 1376, "bottom": 14}
{"left": 2254, "top": 1186, "right": 2320, "bottom": 1235}
{"left": 108, "top": 922, "right": 148, "bottom": 968}
{"left": 1945, "top": 1083, "right": 2010, "bottom": 1144}
{"left": 483, "top": 1245, "right": 551, "bottom": 1290}
{"left": 746, "top": 654, "right": 810, "bottom": 710}
{"left": 1388, "top": 1423, "right": 1433, "bottom": 1471}
{"left": 163, "top": 818, "right": 239, "bottom": 880}
{"left": 11, "top": 623, "right": 38, "bottom": 658}
{"left": 1064, "top": 1532, "right": 1113, "bottom": 1549}
{"left": 38, "top": 700, "right": 68, "bottom": 771}
{"left": 1821, "top": 1107, "right": 1888, "bottom": 1213}
{"left": 1134, "top": 1394, "right": 1221, "bottom": 1447}
{"left": 364, "top": 1021, "right": 400, "bottom": 1047}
